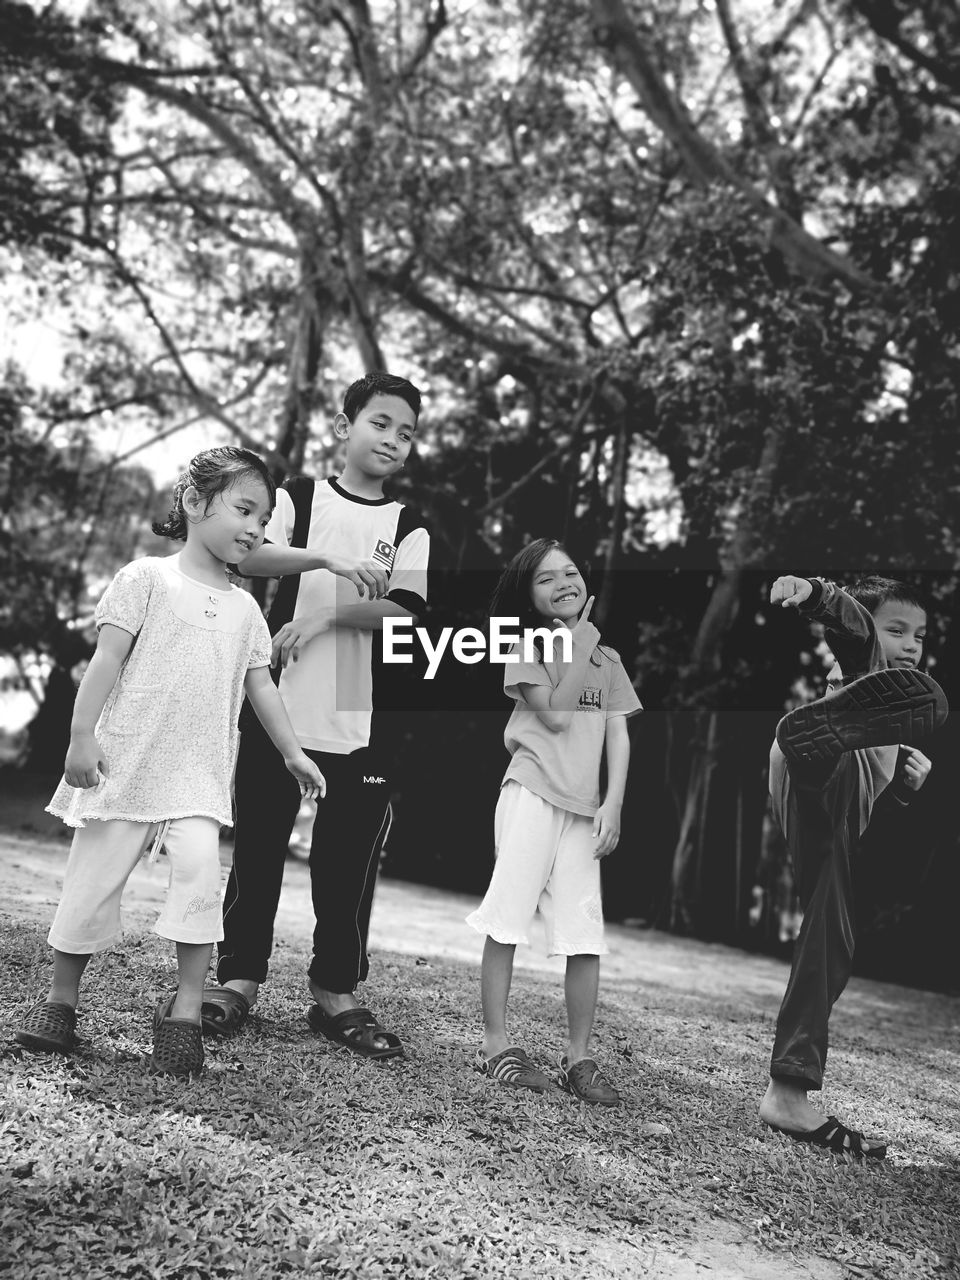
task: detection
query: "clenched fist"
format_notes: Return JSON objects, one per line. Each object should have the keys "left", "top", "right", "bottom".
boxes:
{"left": 770, "top": 576, "right": 813, "bottom": 609}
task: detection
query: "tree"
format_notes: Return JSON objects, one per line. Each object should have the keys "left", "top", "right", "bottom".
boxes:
{"left": 0, "top": 369, "right": 155, "bottom": 765}
{"left": 2, "top": 0, "right": 958, "bottom": 952}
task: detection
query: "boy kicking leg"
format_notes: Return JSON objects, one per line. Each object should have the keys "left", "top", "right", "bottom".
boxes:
{"left": 759, "top": 575, "right": 947, "bottom": 1157}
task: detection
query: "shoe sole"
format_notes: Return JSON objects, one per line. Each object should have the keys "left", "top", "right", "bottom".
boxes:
{"left": 144, "top": 1056, "right": 204, "bottom": 1079}
{"left": 764, "top": 1121, "right": 887, "bottom": 1159}
{"left": 14, "top": 1031, "right": 73, "bottom": 1054}
{"left": 474, "top": 1064, "right": 550, "bottom": 1092}
{"left": 776, "top": 668, "right": 948, "bottom": 766}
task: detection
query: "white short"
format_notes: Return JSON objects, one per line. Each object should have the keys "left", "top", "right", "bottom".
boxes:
{"left": 466, "top": 781, "right": 607, "bottom": 957}
{"left": 47, "top": 816, "right": 224, "bottom": 953}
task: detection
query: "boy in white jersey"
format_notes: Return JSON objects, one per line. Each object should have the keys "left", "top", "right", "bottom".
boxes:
{"left": 209, "top": 373, "right": 429, "bottom": 1057}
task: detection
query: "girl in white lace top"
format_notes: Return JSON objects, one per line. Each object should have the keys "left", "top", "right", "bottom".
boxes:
{"left": 17, "top": 447, "right": 324, "bottom": 1079}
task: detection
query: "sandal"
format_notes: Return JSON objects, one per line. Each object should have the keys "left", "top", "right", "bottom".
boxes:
{"left": 306, "top": 1004, "right": 404, "bottom": 1060}
{"left": 765, "top": 1116, "right": 887, "bottom": 1159}
{"left": 558, "top": 1054, "right": 621, "bottom": 1107}
{"left": 474, "top": 1046, "right": 552, "bottom": 1093}
{"left": 147, "top": 995, "right": 204, "bottom": 1078}
{"left": 200, "top": 986, "right": 251, "bottom": 1038}
{"left": 15, "top": 1000, "right": 77, "bottom": 1054}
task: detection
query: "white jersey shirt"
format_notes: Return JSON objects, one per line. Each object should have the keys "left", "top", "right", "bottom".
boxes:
{"left": 266, "top": 477, "right": 430, "bottom": 754}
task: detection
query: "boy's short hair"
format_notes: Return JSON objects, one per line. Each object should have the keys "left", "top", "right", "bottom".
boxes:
{"left": 847, "top": 575, "right": 928, "bottom": 616}
{"left": 343, "top": 372, "right": 422, "bottom": 422}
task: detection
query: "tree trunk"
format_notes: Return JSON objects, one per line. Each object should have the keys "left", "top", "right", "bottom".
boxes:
{"left": 669, "top": 709, "right": 719, "bottom": 931}
{"left": 594, "top": 419, "right": 629, "bottom": 628}
{"left": 668, "top": 418, "right": 785, "bottom": 930}
{"left": 274, "top": 258, "right": 333, "bottom": 474}
{"left": 24, "top": 663, "right": 77, "bottom": 773}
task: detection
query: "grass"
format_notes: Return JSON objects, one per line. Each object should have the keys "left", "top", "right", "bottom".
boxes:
{"left": 2, "top": 906, "right": 959, "bottom": 1280}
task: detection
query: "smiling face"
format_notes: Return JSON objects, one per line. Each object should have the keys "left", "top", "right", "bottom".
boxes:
{"left": 872, "top": 599, "right": 927, "bottom": 670}
{"left": 336, "top": 393, "right": 417, "bottom": 484}
{"left": 528, "top": 548, "right": 587, "bottom": 624}
{"left": 188, "top": 475, "right": 273, "bottom": 566}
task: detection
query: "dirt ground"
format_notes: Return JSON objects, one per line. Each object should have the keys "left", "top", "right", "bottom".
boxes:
{"left": 5, "top": 828, "right": 960, "bottom": 1278}
{"left": 0, "top": 831, "right": 825, "bottom": 1280}
{"left": 2, "top": 827, "right": 952, "bottom": 1029}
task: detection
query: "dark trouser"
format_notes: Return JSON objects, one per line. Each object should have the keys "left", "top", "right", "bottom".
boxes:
{"left": 217, "top": 711, "right": 391, "bottom": 992}
{"left": 769, "top": 754, "right": 860, "bottom": 1091}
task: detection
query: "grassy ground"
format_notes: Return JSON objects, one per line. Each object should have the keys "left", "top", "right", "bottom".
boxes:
{"left": 2, "top": 890, "right": 959, "bottom": 1280}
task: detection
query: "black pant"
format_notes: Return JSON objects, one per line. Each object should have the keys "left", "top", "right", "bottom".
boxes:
{"left": 769, "top": 754, "right": 860, "bottom": 1090}
{"left": 217, "top": 711, "right": 391, "bottom": 992}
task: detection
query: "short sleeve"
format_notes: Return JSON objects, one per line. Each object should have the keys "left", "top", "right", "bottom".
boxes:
{"left": 246, "top": 600, "right": 273, "bottom": 669}
{"left": 95, "top": 561, "right": 152, "bottom": 637}
{"left": 606, "top": 654, "right": 642, "bottom": 719}
{"left": 387, "top": 517, "right": 430, "bottom": 615}
{"left": 503, "top": 646, "right": 555, "bottom": 701}
{"left": 263, "top": 485, "right": 296, "bottom": 548}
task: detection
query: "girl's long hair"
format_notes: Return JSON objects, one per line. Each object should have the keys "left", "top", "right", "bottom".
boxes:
{"left": 489, "top": 538, "right": 607, "bottom": 664}
{"left": 152, "top": 446, "right": 276, "bottom": 541}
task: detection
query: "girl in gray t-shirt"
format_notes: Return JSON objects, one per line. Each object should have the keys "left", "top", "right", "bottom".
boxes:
{"left": 467, "top": 538, "right": 641, "bottom": 1105}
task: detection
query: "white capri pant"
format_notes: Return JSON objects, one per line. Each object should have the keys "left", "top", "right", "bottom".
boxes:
{"left": 47, "top": 816, "right": 224, "bottom": 953}
{"left": 466, "top": 781, "right": 607, "bottom": 957}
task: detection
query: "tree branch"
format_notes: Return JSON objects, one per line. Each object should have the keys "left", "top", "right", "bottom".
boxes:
{"left": 10, "top": 27, "right": 319, "bottom": 236}
{"left": 714, "top": 0, "right": 803, "bottom": 220}
{"left": 590, "top": 0, "right": 881, "bottom": 292}
{"left": 475, "top": 378, "right": 606, "bottom": 518}
{"left": 400, "top": 0, "right": 448, "bottom": 80}
{"left": 850, "top": 0, "right": 960, "bottom": 95}
{"left": 100, "top": 242, "right": 287, "bottom": 468}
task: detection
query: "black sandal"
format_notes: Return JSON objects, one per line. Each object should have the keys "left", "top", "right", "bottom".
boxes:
{"left": 199, "top": 986, "right": 251, "bottom": 1038}
{"left": 306, "top": 1004, "right": 404, "bottom": 1060}
{"left": 766, "top": 1115, "right": 887, "bottom": 1159}
{"left": 147, "top": 995, "right": 204, "bottom": 1078}
{"left": 15, "top": 1001, "right": 77, "bottom": 1054}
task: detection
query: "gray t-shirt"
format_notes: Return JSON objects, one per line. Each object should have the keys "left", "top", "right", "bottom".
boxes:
{"left": 501, "top": 644, "right": 642, "bottom": 817}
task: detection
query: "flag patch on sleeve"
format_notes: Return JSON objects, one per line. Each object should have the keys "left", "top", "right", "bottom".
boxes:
{"left": 372, "top": 539, "right": 397, "bottom": 570}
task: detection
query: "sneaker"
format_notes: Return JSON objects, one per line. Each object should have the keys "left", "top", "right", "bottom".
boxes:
{"left": 147, "top": 996, "right": 204, "bottom": 1078}
{"left": 558, "top": 1054, "right": 621, "bottom": 1107}
{"left": 15, "top": 1001, "right": 77, "bottom": 1054}
{"left": 776, "top": 668, "right": 948, "bottom": 767}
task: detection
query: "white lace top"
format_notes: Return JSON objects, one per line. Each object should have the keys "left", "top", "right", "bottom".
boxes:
{"left": 47, "top": 555, "right": 272, "bottom": 829}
